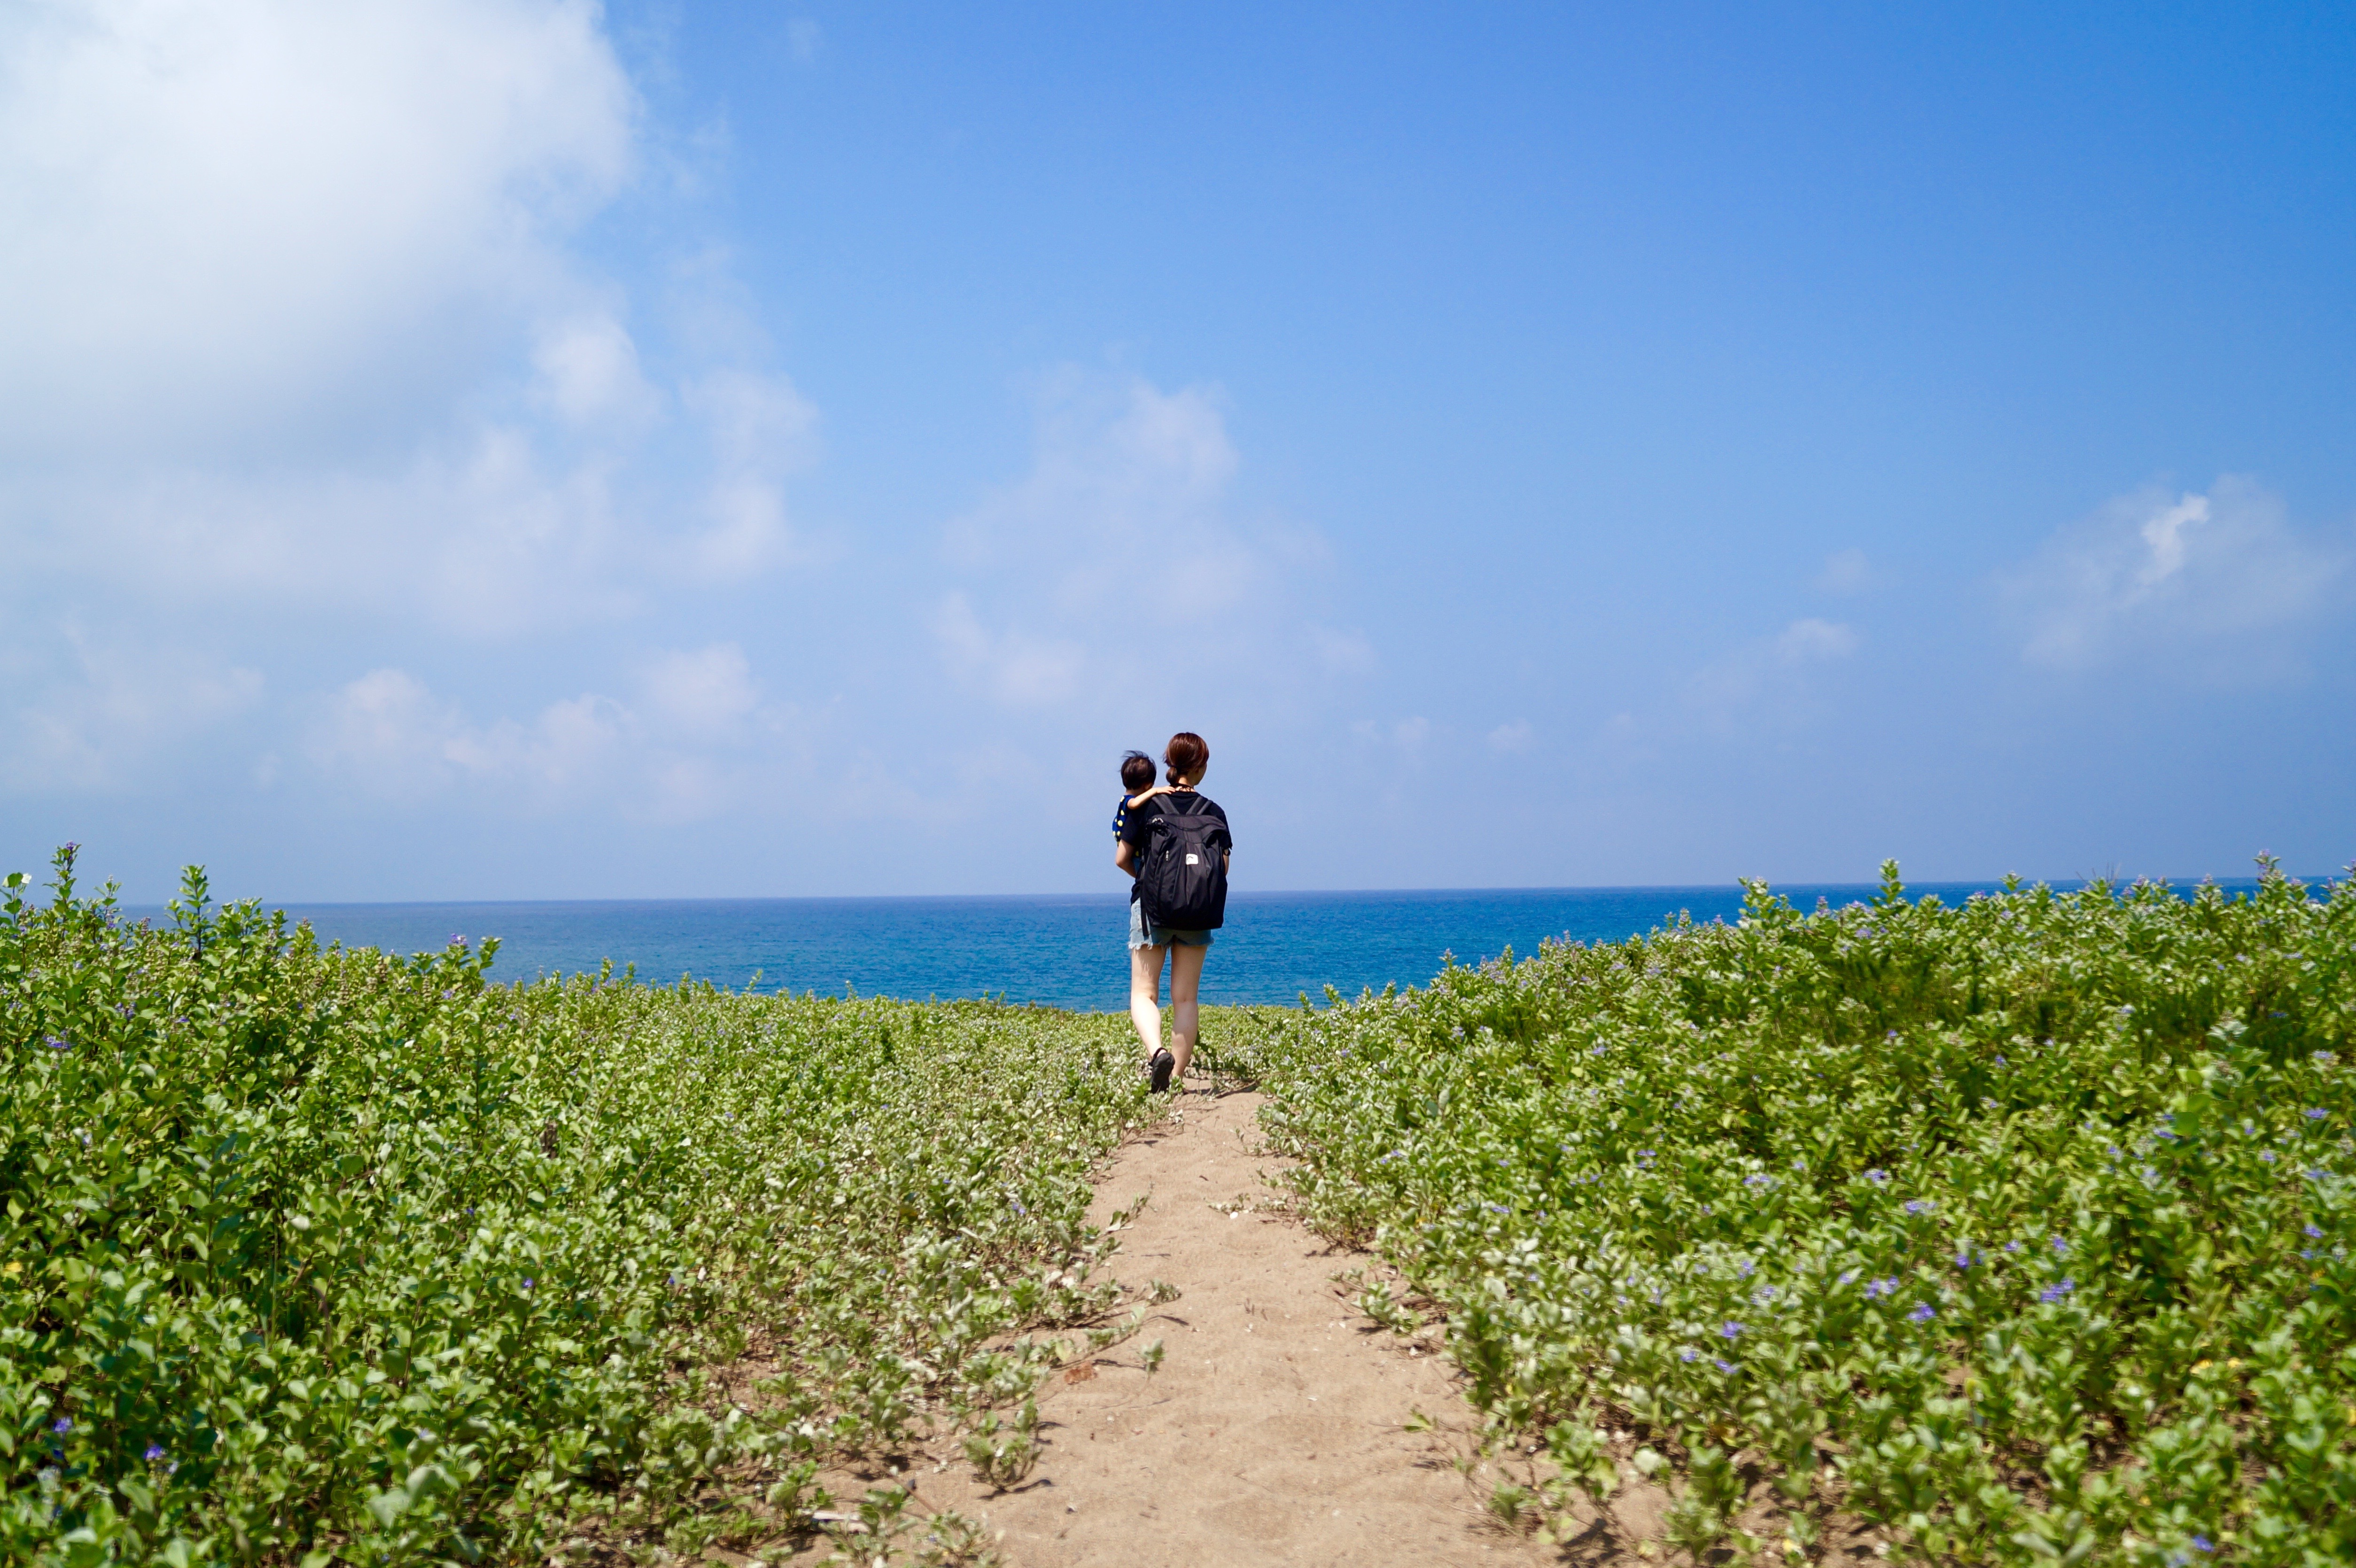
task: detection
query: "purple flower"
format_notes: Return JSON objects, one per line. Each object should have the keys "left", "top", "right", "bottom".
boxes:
{"left": 1737, "top": 1260, "right": 1755, "bottom": 1278}
{"left": 1714, "top": 1358, "right": 1737, "bottom": 1374}
{"left": 1838, "top": 1269, "right": 1858, "bottom": 1286}
{"left": 2305, "top": 1224, "right": 2325, "bottom": 1239}
{"left": 449, "top": 934, "right": 466, "bottom": 947}
{"left": 1864, "top": 1169, "right": 1889, "bottom": 1185}
{"left": 2191, "top": 1536, "right": 2213, "bottom": 1554}
{"left": 2004, "top": 1240, "right": 2022, "bottom": 1254}
{"left": 2304, "top": 1109, "right": 2328, "bottom": 1121}
{"left": 2052, "top": 1236, "right": 2069, "bottom": 1255}
{"left": 1865, "top": 1277, "right": 1897, "bottom": 1299}
{"left": 1485, "top": 1203, "right": 1510, "bottom": 1214}
{"left": 144, "top": 1444, "right": 166, "bottom": 1462}
{"left": 2261, "top": 1151, "right": 2278, "bottom": 1163}
{"left": 2040, "top": 1278, "right": 2075, "bottom": 1304}
{"left": 1745, "top": 1174, "right": 1775, "bottom": 1189}
{"left": 1009, "top": 1194, "right": 1027, "bottom": 1217}
{"left": 1908, "top": 1303, "right": 1936, "bottom": 1323}
{"left": 51, "top": 1418, "right": 70, "bottom": 1434}
{"left": 1680, "top": 1347, "right": 1698, "bottom": 1362}
{"left": 1905, "top": 1200, "right": 1933, "bottom": 1216}
{"left": 43, "top": 1035, "right": 70, "bottom": 1050}
{"left": 1720, "top": 1321, "right": 1743, "bottom": 1339}
{"left": 1954, "top": 1246, "right": 1975, "bottom": 1268}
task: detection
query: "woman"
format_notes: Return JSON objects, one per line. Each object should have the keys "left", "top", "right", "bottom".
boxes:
{"left": 1113, "top": 731, "right": 1232, "bottom": 1093}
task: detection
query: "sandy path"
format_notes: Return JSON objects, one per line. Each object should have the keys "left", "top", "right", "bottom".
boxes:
{"left": 899, "top": 1087, "right": 1570, "bottom": 1567}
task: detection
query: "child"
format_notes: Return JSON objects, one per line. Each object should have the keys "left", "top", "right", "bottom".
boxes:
{"left": 1112, "top": 750, "right": 1170, "bottom": 847}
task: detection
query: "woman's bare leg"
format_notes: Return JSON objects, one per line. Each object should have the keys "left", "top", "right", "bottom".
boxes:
{"left": 1167, "top": 943, "right": 1208, "bottom": 1078}
{"left": 1129, "top": 943, "right": 1168, "bottom": 1064}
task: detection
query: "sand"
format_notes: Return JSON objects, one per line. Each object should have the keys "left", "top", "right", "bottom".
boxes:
{"left": 805, "top": 1087, "right": 1587, "bottom": 1566}
{"left": 772, "top": 1084, "right": 1897, "bottom": 1567}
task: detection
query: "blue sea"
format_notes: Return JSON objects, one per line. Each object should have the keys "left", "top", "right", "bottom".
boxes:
{"left": 194, "top": 879, "right": 2229, "bottom": 1011}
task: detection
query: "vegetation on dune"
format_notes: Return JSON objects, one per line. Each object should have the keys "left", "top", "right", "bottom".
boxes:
{"left": 18, "top": 838, "right": 2352, "bottom": 1566}
{"left": 1236, "top": 861, "right": 2356, "bottom": 1565}
{"left": 3, "top": 847, "right": 1162, "bottom": 1567}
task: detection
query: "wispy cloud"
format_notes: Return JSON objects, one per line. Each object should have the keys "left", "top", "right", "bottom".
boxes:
{"left": 2000, "top": 477, "right": 2347, "bottom": 680}
{"left": 1487, "top": 720, "right": 1534, "bottom": 753}
{"left": 0, "top": 0, "right": 826, "bottom": 806}
{"left": 0, "top": 0, "right": 636, "bottom": 459}
{"left": 1684, "top": 617, "right": 1859, "bottom": 727}
{"left": 932, "top": 593, "right": 1087, "bottom": 706}
{"left": 308, "top": 645, "right": 796, "bottom": 821}
{"left": 1814, "top": 548, "right": 1877, "bottom": 594}
{"left": 932, "top": 368, "right": 1353, "bottom": 714}
{"left": 0, "top": 629, "right": 264, "bottom": 793}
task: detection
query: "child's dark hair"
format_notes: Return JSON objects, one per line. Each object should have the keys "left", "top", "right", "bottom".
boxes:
{"left": 1120, "top": 750, "right": 1157, "bottom": 792}
{"left": 1164, "top": 731, "right": 1208, "bottom": 784}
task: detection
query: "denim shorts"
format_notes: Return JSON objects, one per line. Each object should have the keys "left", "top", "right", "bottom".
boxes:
{"left": 1129, "top": 897, "right": 1213, "bottom": 951}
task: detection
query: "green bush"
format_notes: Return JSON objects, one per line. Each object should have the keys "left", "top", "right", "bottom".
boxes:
{"left": 3, "top": 848, "right": 1154, "bottom": 1565}
{"left": 1246, "top": 862, "right": 2355, "bottom": 1565}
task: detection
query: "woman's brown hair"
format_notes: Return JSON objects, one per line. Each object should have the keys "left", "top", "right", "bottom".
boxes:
{"left": 1164, "top": 731, "right": 1208, "bottom": 785}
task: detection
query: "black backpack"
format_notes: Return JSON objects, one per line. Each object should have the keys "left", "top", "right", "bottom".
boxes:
{"left": 1138, "top": 793, "right": 1230, "bottom": 931}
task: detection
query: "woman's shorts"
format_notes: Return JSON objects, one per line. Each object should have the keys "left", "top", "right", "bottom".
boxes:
{"left": 1129, "top": 898, "right": 1213, "bottom": 951}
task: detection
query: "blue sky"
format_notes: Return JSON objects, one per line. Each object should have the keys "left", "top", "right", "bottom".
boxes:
{"left": 3, "top": 0, "right": 2350, "bottom": 901}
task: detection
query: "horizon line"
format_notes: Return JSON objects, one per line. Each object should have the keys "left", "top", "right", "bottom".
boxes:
{"left": 110, "top": 870, "right": 2319, "bottom": 913}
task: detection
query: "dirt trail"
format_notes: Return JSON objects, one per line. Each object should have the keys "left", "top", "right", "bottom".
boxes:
{"left": 894, "top": 1088, "right": 1574, "bottom": 1567}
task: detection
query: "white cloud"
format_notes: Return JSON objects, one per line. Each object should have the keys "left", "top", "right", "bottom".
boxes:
{"left": 310, "top": 645, "right": 792, "bottom": 818}
{"left": 0, "top": 0, "right": 636, "bottom": 458}
{"left": 1814, "top": 548, "right": 1876, "bottom": 594}
{"left": 533, "top": 313, "right": 660, "bottom": 427}
{"left": 309, "top": 668, "right": 628, "bottom": 804}
{"left": 933, "top": 370, "right": 1346, "bottom": 712}
{"left": 1353, "top": 716, "right": 1431, "bottom": 750}
{"left": 0, "top": 0, "right": 821, "bottom": 666}
{"left": 945, "top": 372, "right": 1248, "bottom": 615}
{"left": 637, "top": 643, "right": 762, "bottom": 738}
{"left": 1681, "top": 617, "right": 1859, "bottom": 733}
{"left": 1487, "top": 720, "right": 1533, "bottom": 753}
{"left": 0, "top": 629, "right": 263, "bottom": 792}
{"left": 679, "top": 369, "right": 823, "bottom": 580}
{"left": 1776, "top": 617, "right": 1860, "bottom": 661}
{"left": 6, "top": 427, "right": 639, "bottom": 638}
{"left": 933, "top": 593, "right": 1086, "bottom": 706}
{"left": 2002, "top": 477, "right": 2347, "bottom": 678}
{"left": 1307, "top": 624, "right": 1378, "bottom": 675}
{"left": 785, "top": 17, "right": 822, "bottom": 64}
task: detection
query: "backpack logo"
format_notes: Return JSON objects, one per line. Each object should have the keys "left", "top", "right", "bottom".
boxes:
{"left": 1184, "top": 854, "right": 1199, "bottom": 865}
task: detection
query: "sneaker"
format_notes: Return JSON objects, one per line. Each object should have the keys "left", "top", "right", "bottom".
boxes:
{"left": 1149, "top": 1048, "right": 1176, "bottom": 1094}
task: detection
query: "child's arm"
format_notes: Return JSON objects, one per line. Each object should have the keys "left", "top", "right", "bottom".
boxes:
{"left": 1125, "top": 782, "right": 1174, "bottom": 807}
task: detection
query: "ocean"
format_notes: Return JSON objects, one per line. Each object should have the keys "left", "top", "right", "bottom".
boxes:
{"left": 198, "top": 880, "right": 2177, "bottom": 1011}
